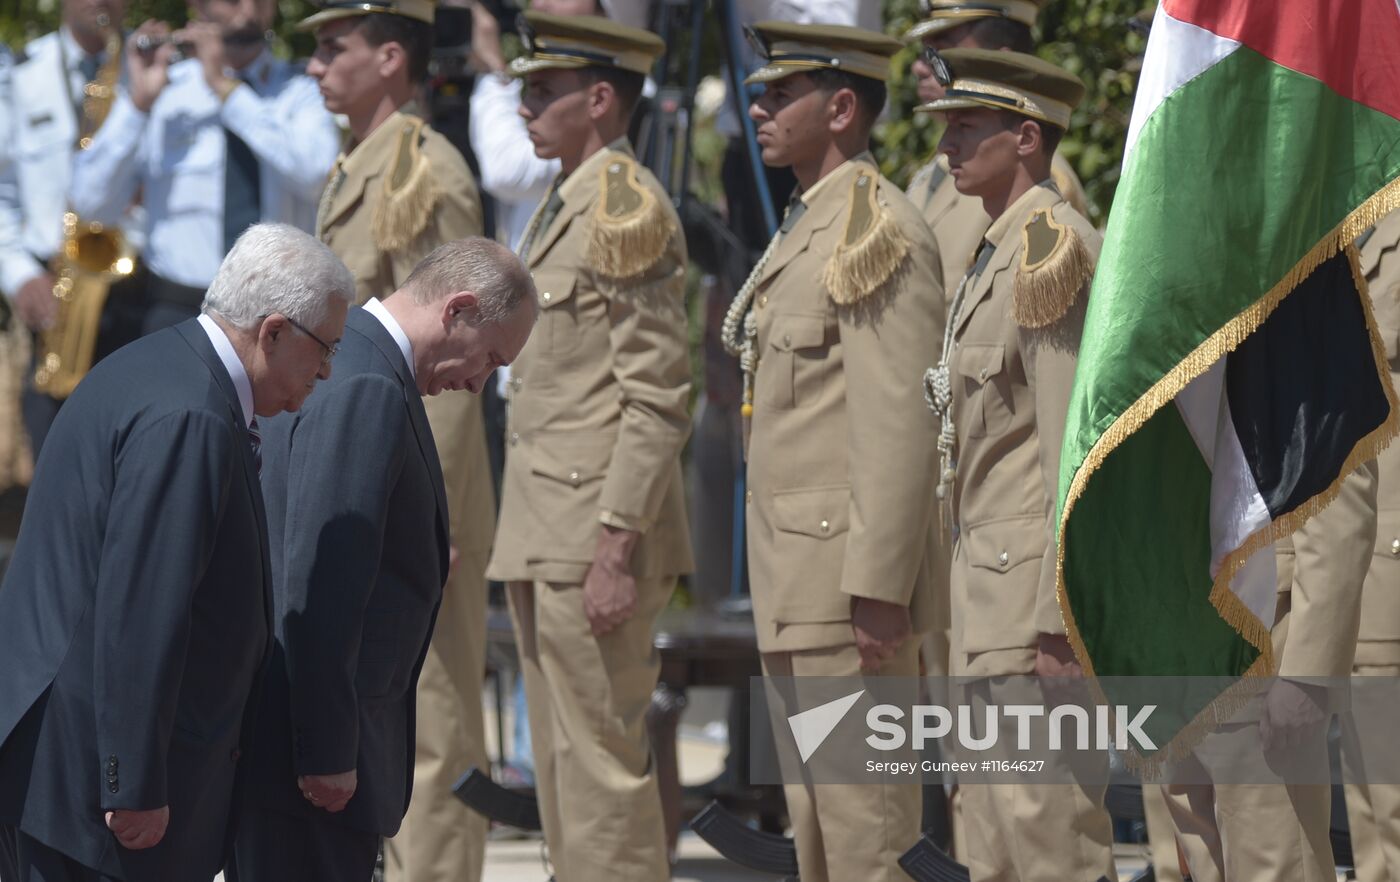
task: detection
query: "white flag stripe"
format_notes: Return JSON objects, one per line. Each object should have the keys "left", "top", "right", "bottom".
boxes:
{"left": 1174, "top": 362, "right": 1276, "bottom": 627}
{"left": 1125, "top": 7, "right": 1242, "bottom": 163}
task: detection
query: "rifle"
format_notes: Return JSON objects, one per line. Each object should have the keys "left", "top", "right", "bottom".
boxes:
{"left": 452, "top": 767, "right": 541, "bottom": 831}
{"left": 689, "top": 801, "right": 798, "bottom": 879}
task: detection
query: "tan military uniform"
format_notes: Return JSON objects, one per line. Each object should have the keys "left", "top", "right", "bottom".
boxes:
{"left": 315, "top": 106, "right": 494, "bottom": 882}
{"left": 1344, "top": 208, "right": 1400, "bottom": 882}
{"left": 942, "top": 181, "right": 1113, "bottom": 882}
{"left": 486, "top": 141, "right": 692, "bottom": 881}
{"left": 908, "top": 152, "right": 1089, "bottom": 290}
{"left": 737, "top": 151, "right": 945, "bottom": 880}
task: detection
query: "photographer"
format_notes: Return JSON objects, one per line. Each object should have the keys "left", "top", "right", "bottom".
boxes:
{"left": 68, "top": 0, "right": 338, "bottom": 332}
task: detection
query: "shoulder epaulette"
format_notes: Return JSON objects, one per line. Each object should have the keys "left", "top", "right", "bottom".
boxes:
{"left": 587, "top": 153, "right": 674, "bottom": 280}
{"left": 1012, "top": 206, "right": 1093, "bottom": 328}
{"left": 372, "top": 116, "right": 439, "bottom": 252}
{"left": 822, "top": 170, "right": 910, "bottom": 306}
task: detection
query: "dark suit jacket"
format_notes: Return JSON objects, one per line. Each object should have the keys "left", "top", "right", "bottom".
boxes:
{"left": 0, "top": 320, "right": 272, "bottom": 880}
{"left": 246, "top": 307, "right": 449, "bottom": 836}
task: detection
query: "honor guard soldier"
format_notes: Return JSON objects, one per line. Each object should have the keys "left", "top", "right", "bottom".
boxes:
{"left": 1343, "top": 209, "right": 1400, "bottom": 882}
{"left": 725, "top": 22, "right": 947, "bottom": 881}
{"left": 921, "top": 49, "right": 1114, "bottom": 882}
{"left": 274, "top": 2, "right": 495, "bottom": 881}
{"left": 904, "top": 0, "right": 1088, "bottom": 290}
{"left": 0, "top": 0, "right": 148, "bottom": 457}
{"left": 485, "top": 13, "right": 693, "bottom": 880}
{"left": 67, "top": 0, "right": 339, "bottom": 332}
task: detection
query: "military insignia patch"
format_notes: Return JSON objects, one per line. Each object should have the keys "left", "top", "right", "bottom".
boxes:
{"left": 1013, "top": 206, "right": 1093, "bottom": 328}
{"left": 822, "top": 171, "right": 910, "bottom": 305}
{"left": 371, "top": 117, "right": 440, "bottom": 252}
{"left": 587, "top": 154, "right": 675, "bottom": 280}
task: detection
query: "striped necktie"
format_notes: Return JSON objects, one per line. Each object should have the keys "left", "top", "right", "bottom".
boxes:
{"left": 247, "top": 417, "right": 262, "bottom": 476}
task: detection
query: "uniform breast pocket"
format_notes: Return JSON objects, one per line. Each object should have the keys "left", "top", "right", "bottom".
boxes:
{"left": 956, "top": 342, "right": 1012, "bottom": 438}
{"left": 531, "top": 268, "right": 583, "bottom": 360}
{"left": 759, "top": 313, "right": 829, "bottom": 410}
{"left": 159, "top": 119, "right": 222, "bottom": 213}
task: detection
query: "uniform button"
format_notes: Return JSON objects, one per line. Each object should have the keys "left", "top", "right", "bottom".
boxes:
{"left": 569, "top": 471, "right": 581, "bottom": 487}
{"left": 782, "top": 333, "right": 791, "bottom": 346}
{"left": 758, "top": 295, "right": 768, "bottom": 308}
{"left": 542, "top": 291, "right": 552, "bottom": 303}
{"left": 512, "top": 376, "right": 523, "bottom": 390}
{"left": 108, "top": 783, "right": 119, "bottom": 793}
{"left": 1391, "top": 538, "right": 1399, "bottom": 556}
{"left": 745, "top": 489, "right": 752, "bottom": 504}
{"left": 997, "top": 551, "right": 1009, "bottom": 567}
{"left": 509, "top": 432, "right": 520, "bottom": 446}
{"left": 819, "top": 519, "right": 830, "bottom": 533}
{"left": 978, "top": 368, "right": 988, "bottom": 381}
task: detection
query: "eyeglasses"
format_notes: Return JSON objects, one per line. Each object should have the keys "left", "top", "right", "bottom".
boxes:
{"left": 920, "top": 46, "right": 954, "bottom": 88}
{"left": 263, "top": 313, "right": 338, "bottom": 366}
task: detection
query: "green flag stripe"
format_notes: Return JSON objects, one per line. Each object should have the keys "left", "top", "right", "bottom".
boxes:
{"left": 1060, "top": 47, "right": 1400, "bottom": 506}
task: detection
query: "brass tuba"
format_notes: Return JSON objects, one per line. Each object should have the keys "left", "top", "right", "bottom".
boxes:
{"left": 33, "top": 24, "right": 137, "bottom": 398}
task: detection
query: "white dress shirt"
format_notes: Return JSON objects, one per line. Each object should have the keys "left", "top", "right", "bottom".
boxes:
{"left": 0, "top": 28, "right": 140, "bottom": 298}
{"left": 468, "top": 74, "right": 559, "bottom": 252}
{"left": 69, "top": 49, "right": 339, "bottom": 289}
{"left": 197, "top": 312, "right": 254, "bottom": 427}
{"left": 363, "top": 297, "right": 416, "bottom": 382}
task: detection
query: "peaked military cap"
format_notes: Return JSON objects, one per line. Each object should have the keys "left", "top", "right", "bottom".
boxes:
{"left": 298, "top": 0, "right": 435, "bottom": 31}
{"left": 509, "top": 11, "right": 664, "bottom": 77}
{"left": 903, "top": 0, "right": 1050, "bottom": 41}
{"left": 743, "top": 21, "right": 902, "bottom": 85}
{"left": 917, "top": 48, "right": 1084, "bottom": 129}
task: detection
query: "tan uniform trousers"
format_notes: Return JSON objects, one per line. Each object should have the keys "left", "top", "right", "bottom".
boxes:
{"left": 760, "top": 639, "right": 923, "bottom": 882}
{"left": 382, "top": 545, "right": 491, "bottom": 882}
{"left": 1343, "top": 663, "right": 1400, "bottom": 882}
{"left": 1160, "top": 720, "right": 1333, "bottom": 882}
{"left": 508, "top": 577, "right": 673, "bottom": 882}
{"left": 383, "top": 391, "right": 494, "bottom": 882}
{"left": 1142, "top": 782, "right": 1186, "bottom": 882}
{"left": 957, "top": 678, "right": 1115, "bottom": 882}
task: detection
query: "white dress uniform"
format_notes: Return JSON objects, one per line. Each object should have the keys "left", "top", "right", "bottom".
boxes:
{"left": 0, "top": 28, "right": 137, "bottom": 300}
{"left": 69, "top": 50, "right": 337, "bottom": 299}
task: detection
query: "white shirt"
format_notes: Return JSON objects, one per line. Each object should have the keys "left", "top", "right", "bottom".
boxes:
{"left": 0, "top": 28, "right": 142, "bottom": 297}
{"left": 363, "top": 297, "right": 416, "bottom": 382}
{"left": 69, "top": 50, "right": 339, "bottom": 289}
{"left": 468, "top": 74, "right": 558, "bottom": 252}
{"left": 197, "top": 312, "right": 254, "bottom": 428}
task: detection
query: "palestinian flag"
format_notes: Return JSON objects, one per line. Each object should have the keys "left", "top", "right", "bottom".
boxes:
{"left": 1057, "top": 0, "right": 1400, "bottom": 755}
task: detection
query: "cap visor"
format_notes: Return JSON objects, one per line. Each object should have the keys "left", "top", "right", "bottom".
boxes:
{"left": 508, "top": 55, "right": 593, "bottom": 77}
{"left": 743, "top": 62, "right": 804, "bottom": 86}
{"left": 903, "top": 18, "right": 963, "bottom": 41}
{"left": 915, "top": 96, "right": 990, "bottom": 114}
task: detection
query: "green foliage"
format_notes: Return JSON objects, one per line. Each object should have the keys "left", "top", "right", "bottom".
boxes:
{"left": 877, "top": 0, "right": 1150, "bottom": 226}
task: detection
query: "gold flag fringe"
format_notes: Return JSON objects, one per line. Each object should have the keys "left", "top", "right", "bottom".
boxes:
{"left": 372, "top": 125, "right": 438, "bottom": 253}
{"left": 822, "top": 207, "right": 910, "bottom": 305}
{"left": 1054, "top": 175, "right": 1400, "bottom": 768}
{"left": 1013, "top": 227, "right": 1093, "bottom": 328}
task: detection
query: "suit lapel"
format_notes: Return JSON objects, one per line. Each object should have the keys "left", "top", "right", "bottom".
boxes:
{"left": 174, "top": 320, "right": 274, "bottom": 645}
{"left": 954, "top": 185, "right": 1061, "bottom": 338}
{"left": 757, "top": 184, "right": 846, "bottom": 288}
{"left": 526, "top": 197, "right": 589, "bottom": 269}
{"left": 347, "top": 311, "right": 451, "bottom": 579}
